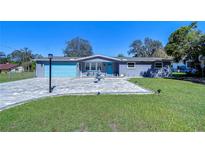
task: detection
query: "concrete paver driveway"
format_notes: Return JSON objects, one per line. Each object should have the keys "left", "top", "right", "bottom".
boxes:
{"left": 0, "top": 78, "right": 152, "bottom": 110}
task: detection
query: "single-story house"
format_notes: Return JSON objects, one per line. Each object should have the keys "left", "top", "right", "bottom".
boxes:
{"left": 10, "top": 66, "right": 24, "bottom": 73}
{"left": 0, "top": 63, "right": 17, "bottom": 73}
{"left": 35, "top": 55, "right": 172, "bottom": 78}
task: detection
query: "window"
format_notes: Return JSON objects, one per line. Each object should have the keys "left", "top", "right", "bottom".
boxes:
{"left": 85, "top": 63, "right": 102, "bottom": 71}
{"left": 127, "top": 62, "right": 135, "bottom": 68}
{"left": 85, "top": 63, "right": 90, "bottom": 70}
{"left": 155, "top": 62, "right": 163, "bottom": 69}
{"left": 91, "top": 63, "right": 96, "bottom": 70}
{"left": 97, "top": 63, "right": 102, "bottom": 70}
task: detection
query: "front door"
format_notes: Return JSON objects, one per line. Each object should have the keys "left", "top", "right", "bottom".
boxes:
{"left": 106, "top": 62, "right": 113, "bottom": 75}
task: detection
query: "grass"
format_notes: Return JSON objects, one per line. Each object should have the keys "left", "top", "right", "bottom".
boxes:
{"left": 0, "top": 72, "right": 35, "bottom": 83}
{"left": 172, "top": 72, "right": 187, "bottom": 75}
{"left": 0, "top": 78, "right": 205, "bottom": 131}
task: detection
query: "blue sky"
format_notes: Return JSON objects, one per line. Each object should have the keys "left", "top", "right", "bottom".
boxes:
{"left": 0, "top": 21, "right": 205, "bottom": 57}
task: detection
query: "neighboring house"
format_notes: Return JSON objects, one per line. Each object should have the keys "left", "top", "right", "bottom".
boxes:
{"left": 35, "top": 55, "right": 172, "bottom": 78}
{"left": 10, "top": 66, "right": 24, "bottom": 73}
{"left": 0, "top": 63, "right": 17, "bottom": 73}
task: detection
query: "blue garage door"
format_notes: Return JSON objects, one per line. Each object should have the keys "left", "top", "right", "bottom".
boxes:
{"left": 45, "top": 62, "right": 77, "bottom": 77}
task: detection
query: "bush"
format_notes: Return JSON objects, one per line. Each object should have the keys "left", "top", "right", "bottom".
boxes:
{"left": 143, "top": 66, "right": 172, "bottom": 78}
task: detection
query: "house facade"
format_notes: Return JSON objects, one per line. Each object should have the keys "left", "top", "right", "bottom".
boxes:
{"left": 35, "top": 55, "right": 172, "bottom": 78}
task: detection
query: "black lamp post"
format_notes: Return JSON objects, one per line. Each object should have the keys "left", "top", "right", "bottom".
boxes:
{"left": 48, "top": 53, "right": 53, "bottom": 93}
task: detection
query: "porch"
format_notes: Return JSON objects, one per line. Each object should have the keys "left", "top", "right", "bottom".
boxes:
{"left": 78, "top": 61, "right": 119, "bottom": 77}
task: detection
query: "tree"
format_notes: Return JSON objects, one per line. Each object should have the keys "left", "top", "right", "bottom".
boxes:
{"left": 0, "top": 51, "right": 6, "bottom": 58}
{"left": 117, "top": 53, "right": 125, "bottom": 57}
{"left": 32, "top": 54, "right": 43, "bottom": 59}
{"left": 128, "top": 37, "right": 163, "bottom": 57}
{"left": 151, "top": 48, "right": 170, "bottom": 58}
{"left": 185, "top": 31, "right": 204, "bottom": 62}
{"left": 0, "top": 57, "right": 7, "bottom": 64}
{"left": 9, "top": 48, "right": 33, "bottom": 71}
{"left": 63, "top": 37, "right": 93, "bottom": 57}
{"left": 9, "top": 47, "right": 33, "bottom": 64}
{"left": 0, "top": 51, "right": 10, "bottom": 64}
{"left": 165, "top": 22, "right": 202, "bottom": 62}
{"left": 8, "top": 47, "right": 43, "bottom": 71}
{"left": 200, "top": 35, "right": 205, "bottom": 55}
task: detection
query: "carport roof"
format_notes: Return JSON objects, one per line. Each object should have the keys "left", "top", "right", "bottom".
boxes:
{"left": 34, "top": 56, "right": 79, "bottom": 61}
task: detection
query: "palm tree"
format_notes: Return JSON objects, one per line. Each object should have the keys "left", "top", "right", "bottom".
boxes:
{"left": 21, "top": 47, "right": 33, "bottom": 62}
{"left": 11, "top": 47, "right": 33, "bottom": 71}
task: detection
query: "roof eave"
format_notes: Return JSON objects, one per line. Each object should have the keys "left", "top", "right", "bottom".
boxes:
{"left": 34, "top": 59, "right": 78, "bottom": 62}
{"left": 77, "top": 55, "right": 121, "bottom": 61}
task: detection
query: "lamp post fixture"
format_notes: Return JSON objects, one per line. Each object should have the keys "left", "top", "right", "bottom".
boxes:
{"left": 48, "top": 53, "right": 53, "bottom": 93}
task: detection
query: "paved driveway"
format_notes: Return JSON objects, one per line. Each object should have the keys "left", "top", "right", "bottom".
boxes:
{"left": 0, "top": 78, "right": 152, "bottom": 110}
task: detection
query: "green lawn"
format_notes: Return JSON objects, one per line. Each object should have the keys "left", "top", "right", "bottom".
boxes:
{"left": 0, "top": 72, "right": 35, "bottom": 83}
{"left": 172, "top": 72, "right": 187, "bottom": 75}
{"left": 0, "top": 78, "right": 205, "bottom": 131}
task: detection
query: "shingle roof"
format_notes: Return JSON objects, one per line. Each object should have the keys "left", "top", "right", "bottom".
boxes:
{"left": 35, "top": 55, "right": 172, "bottom": 62}
{"left": 0, "top": 64, "right": 17, "bottom": 70}
{"left": 77, "top": 55, "right": 121, "bottom": 61}
{"left": 116, "top": 57, "right": 173, "bottom": 62}
{"left": 34, "top": 56, "right": 79, "bottom": 61}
